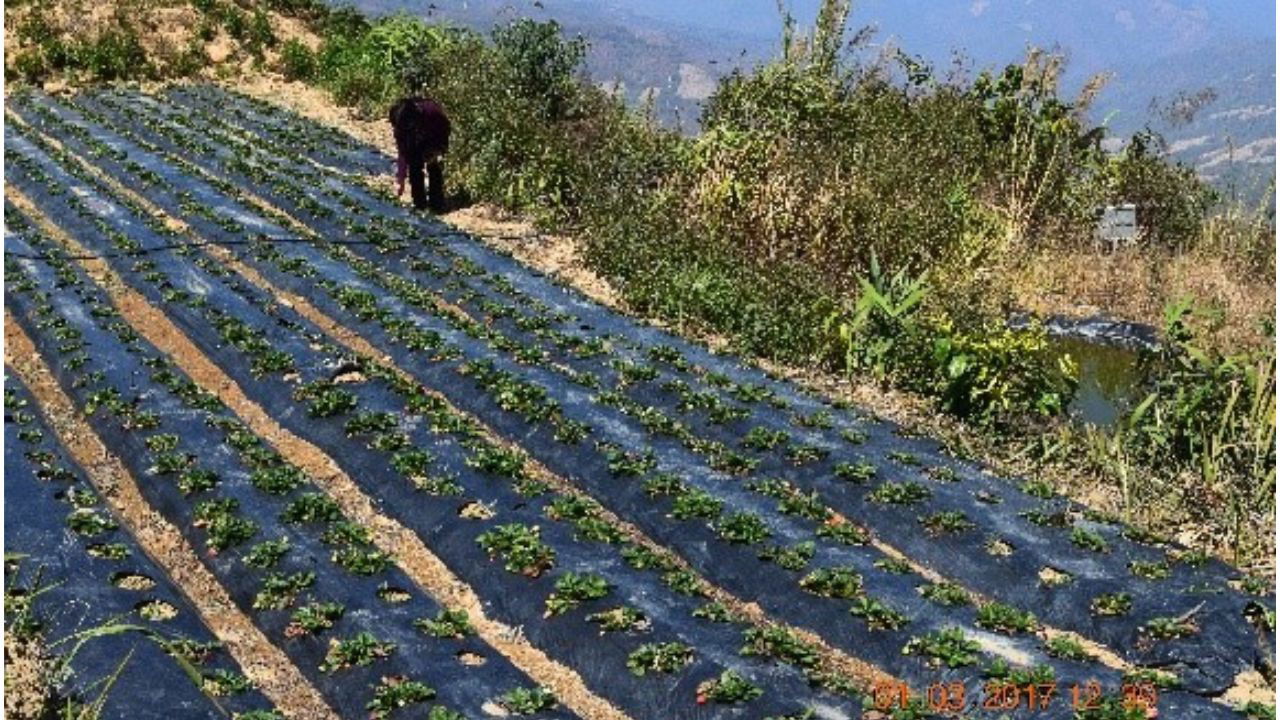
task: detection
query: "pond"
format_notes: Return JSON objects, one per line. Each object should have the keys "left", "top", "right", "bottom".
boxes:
{"left": 1053, "top": 336, "right": 1148, "bottom": 427}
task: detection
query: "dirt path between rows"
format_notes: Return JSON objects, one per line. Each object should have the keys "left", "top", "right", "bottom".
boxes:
{"left": 4, "top": 313, "right": 339, "bottom": 720}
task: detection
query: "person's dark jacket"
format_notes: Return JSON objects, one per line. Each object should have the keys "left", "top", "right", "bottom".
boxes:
{"left": 389, "top": 97, "right": 451, "bottom": 211}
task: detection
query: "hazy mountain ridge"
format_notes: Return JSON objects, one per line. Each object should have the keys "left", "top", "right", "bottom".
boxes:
{"left": 347, "top": 0, "right": 1274, "bottom": 195}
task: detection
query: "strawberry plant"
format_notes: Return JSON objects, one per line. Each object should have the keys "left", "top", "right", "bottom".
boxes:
{"left": 465, "top": 443, "right": 526, "bottom": 479}
{"left": 868, "top": 482, "right": 931, "bottom": 505}
{"left": 1021, "top": 479, "right": 1055, "bottom": 499}
{"left": 902, "top": 627, "right": 981, "bottom": 668}
{"left": 742, "top": 426, "right": 789, "bottom": 451}
{"left": 833, "top": 460, "right": 876, "bottom": 483}
{"left": 739, "top": 626, "right": 818, "bottom": 669}
{"left": 692, "top": 601, "right": 740, "bottom": 623}
{"left": 984, "top": 659, "right": 1056, "bottom": 685}
{"left": 66, "top": 508, "right": 117, "bottom": 536}
{"left": 544, "top": 572, "right": 610, "bottom": 616}
{"left": 697, "top": 670, "right": 763, "bottom": 704}
{"left": 975, "top": 603, "right": 1037, "bottom": 634}
{"left": 713, "top": 512, "right": 771, "bottom": 544}
{"left": 816, "top": 520, "right": 869, "bottom": 545}
{"left": 243, "top": 538, "right": 290, "bottom": 569}
{"left": 642, "top": 474, "right": 684, "bottom": 497}
{"left": 784, "top": 444, "right": 828, "bottom": 464}
{"left": 476, "top": 523, "right": 556, "bottom": 576}
{"left": 1045, "top": 634, "right": 1090, "bottom": 661}
{"left": 757, "top": 541, "right": 814, "bottom": 571}
{"left": 919, "top": 511, "right": 975, "bottom": 535}
{"left": 294, "top": 382, "right": 358, "bottom": 418}
{"left": 193, "top": 498, "right": 257, "bottom": 551}
{"left": 332, "top": 546, "right": 391, "bottom": 575}
{"left": 626, "top": 642, "right": 694, "bottom": 675}
{"left": 1090, "top": 592, "right": 1133, "bottom": 617}
{"left": 1129, "top": 561, "right": 1171, "bottom": 580}
{"left": 253, "top": 571, "right": 316, "bottom": 610}
{"left": 1070, "top": 527, "right": 1109, "bottom": 553}
{"left": 414, "top": 609, "right": 474, "bottom": 638}
{"left": 874, "top": 558, "right": 912, "bottom": 574}
{"left": 499, "top": 686, "right": 557, "bottom": 715}
{"left": 799, "top": 567, "right": 862, "bottom": 598}
{"left": 280, "top": 493, "right": 342, "bottom": 524}
{"left": 670, "top": 487, "right": 723, "bottom": 520}
{"left": 849, "top": 596, "right": 909, "bottom": 630}
{"left": 202, "top": 669, "right": 252, "bottom": 696}
{"left": 288, "top": 602, "right": 345, "bottom": 635}
{"left": 319, "top": 632, "right": 395, "bottom": 673}
{"left": 918, "top": 582, "right": 970, "bottom": 607}
{"left": 390, "top": 448, "right": 436, "bottom": 478}
{"left": 367, "top": 676, "right": 435, "bottom": 719}
{"left": 587, "top": 606, "right": 648, "bottom": 633}
{"left": 249, "top": 466, "right": 305, "bottom": 495}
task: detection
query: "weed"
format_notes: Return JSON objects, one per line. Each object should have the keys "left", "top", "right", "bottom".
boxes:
{"left": 544, "top": 572, "right": 610, "bottom": 616}
{"left": 1143, "top": 616, "right": 1196, "bottom": 640}
{"left": 627, "top": 642, "right": 694, "bottom": 675}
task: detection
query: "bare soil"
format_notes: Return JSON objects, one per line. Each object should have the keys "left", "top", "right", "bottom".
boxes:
{"left": 4, "top": 635, "right": 52, "bottom": 720}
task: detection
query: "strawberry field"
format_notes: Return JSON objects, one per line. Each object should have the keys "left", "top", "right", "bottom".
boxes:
{"left": 4, "top": 87, "right": 1274, "bottom": 720}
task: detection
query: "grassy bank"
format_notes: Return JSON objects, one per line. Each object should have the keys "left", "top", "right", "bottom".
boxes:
{"left": 5, "top": 0, "right": 1275, "bottom": 564}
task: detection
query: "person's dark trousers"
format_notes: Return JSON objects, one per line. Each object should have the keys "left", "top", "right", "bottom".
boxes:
{"left": 407, "top": 150, "right": 429, "bottom": 211}
{"left": 427, "top": 159, "right": 446, "bottom": 212}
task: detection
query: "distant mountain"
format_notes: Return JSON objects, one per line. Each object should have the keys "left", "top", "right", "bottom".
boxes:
{"left": 346, "top": 0, "right": 1274, "bottom": 197}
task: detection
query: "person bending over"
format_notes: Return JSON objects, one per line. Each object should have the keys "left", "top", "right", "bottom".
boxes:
{"left": 389, "top": 97, "right": 451, "bottom": 212}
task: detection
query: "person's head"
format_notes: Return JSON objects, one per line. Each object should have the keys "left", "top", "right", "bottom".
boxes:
{"left": 388, "top": 97, "right": 424, "bottom": 148}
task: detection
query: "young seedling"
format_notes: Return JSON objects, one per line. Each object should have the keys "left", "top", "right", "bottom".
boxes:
{"left": 626, "top": 642, "right": 694, "bottom": 675}
{"left": 544, "top": 572, "right": 610, "bottom": 616}
{"left": 587, "top": 606, "right": 649, "bottom": 633}
{"left": 1129, "top": 561, "right": 1171, "bottom": 580}
{"left": 1143, "top": 616, "right": 1197, "bottom": 640}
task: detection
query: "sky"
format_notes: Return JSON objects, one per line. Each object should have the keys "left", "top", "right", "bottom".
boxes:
{"left": 595, "top": 0, "right": 1276, "bottom": 82}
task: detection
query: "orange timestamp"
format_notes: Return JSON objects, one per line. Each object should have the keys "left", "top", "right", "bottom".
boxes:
{"left": 872, "top": 679, "right": 1159, "bottom": 714}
